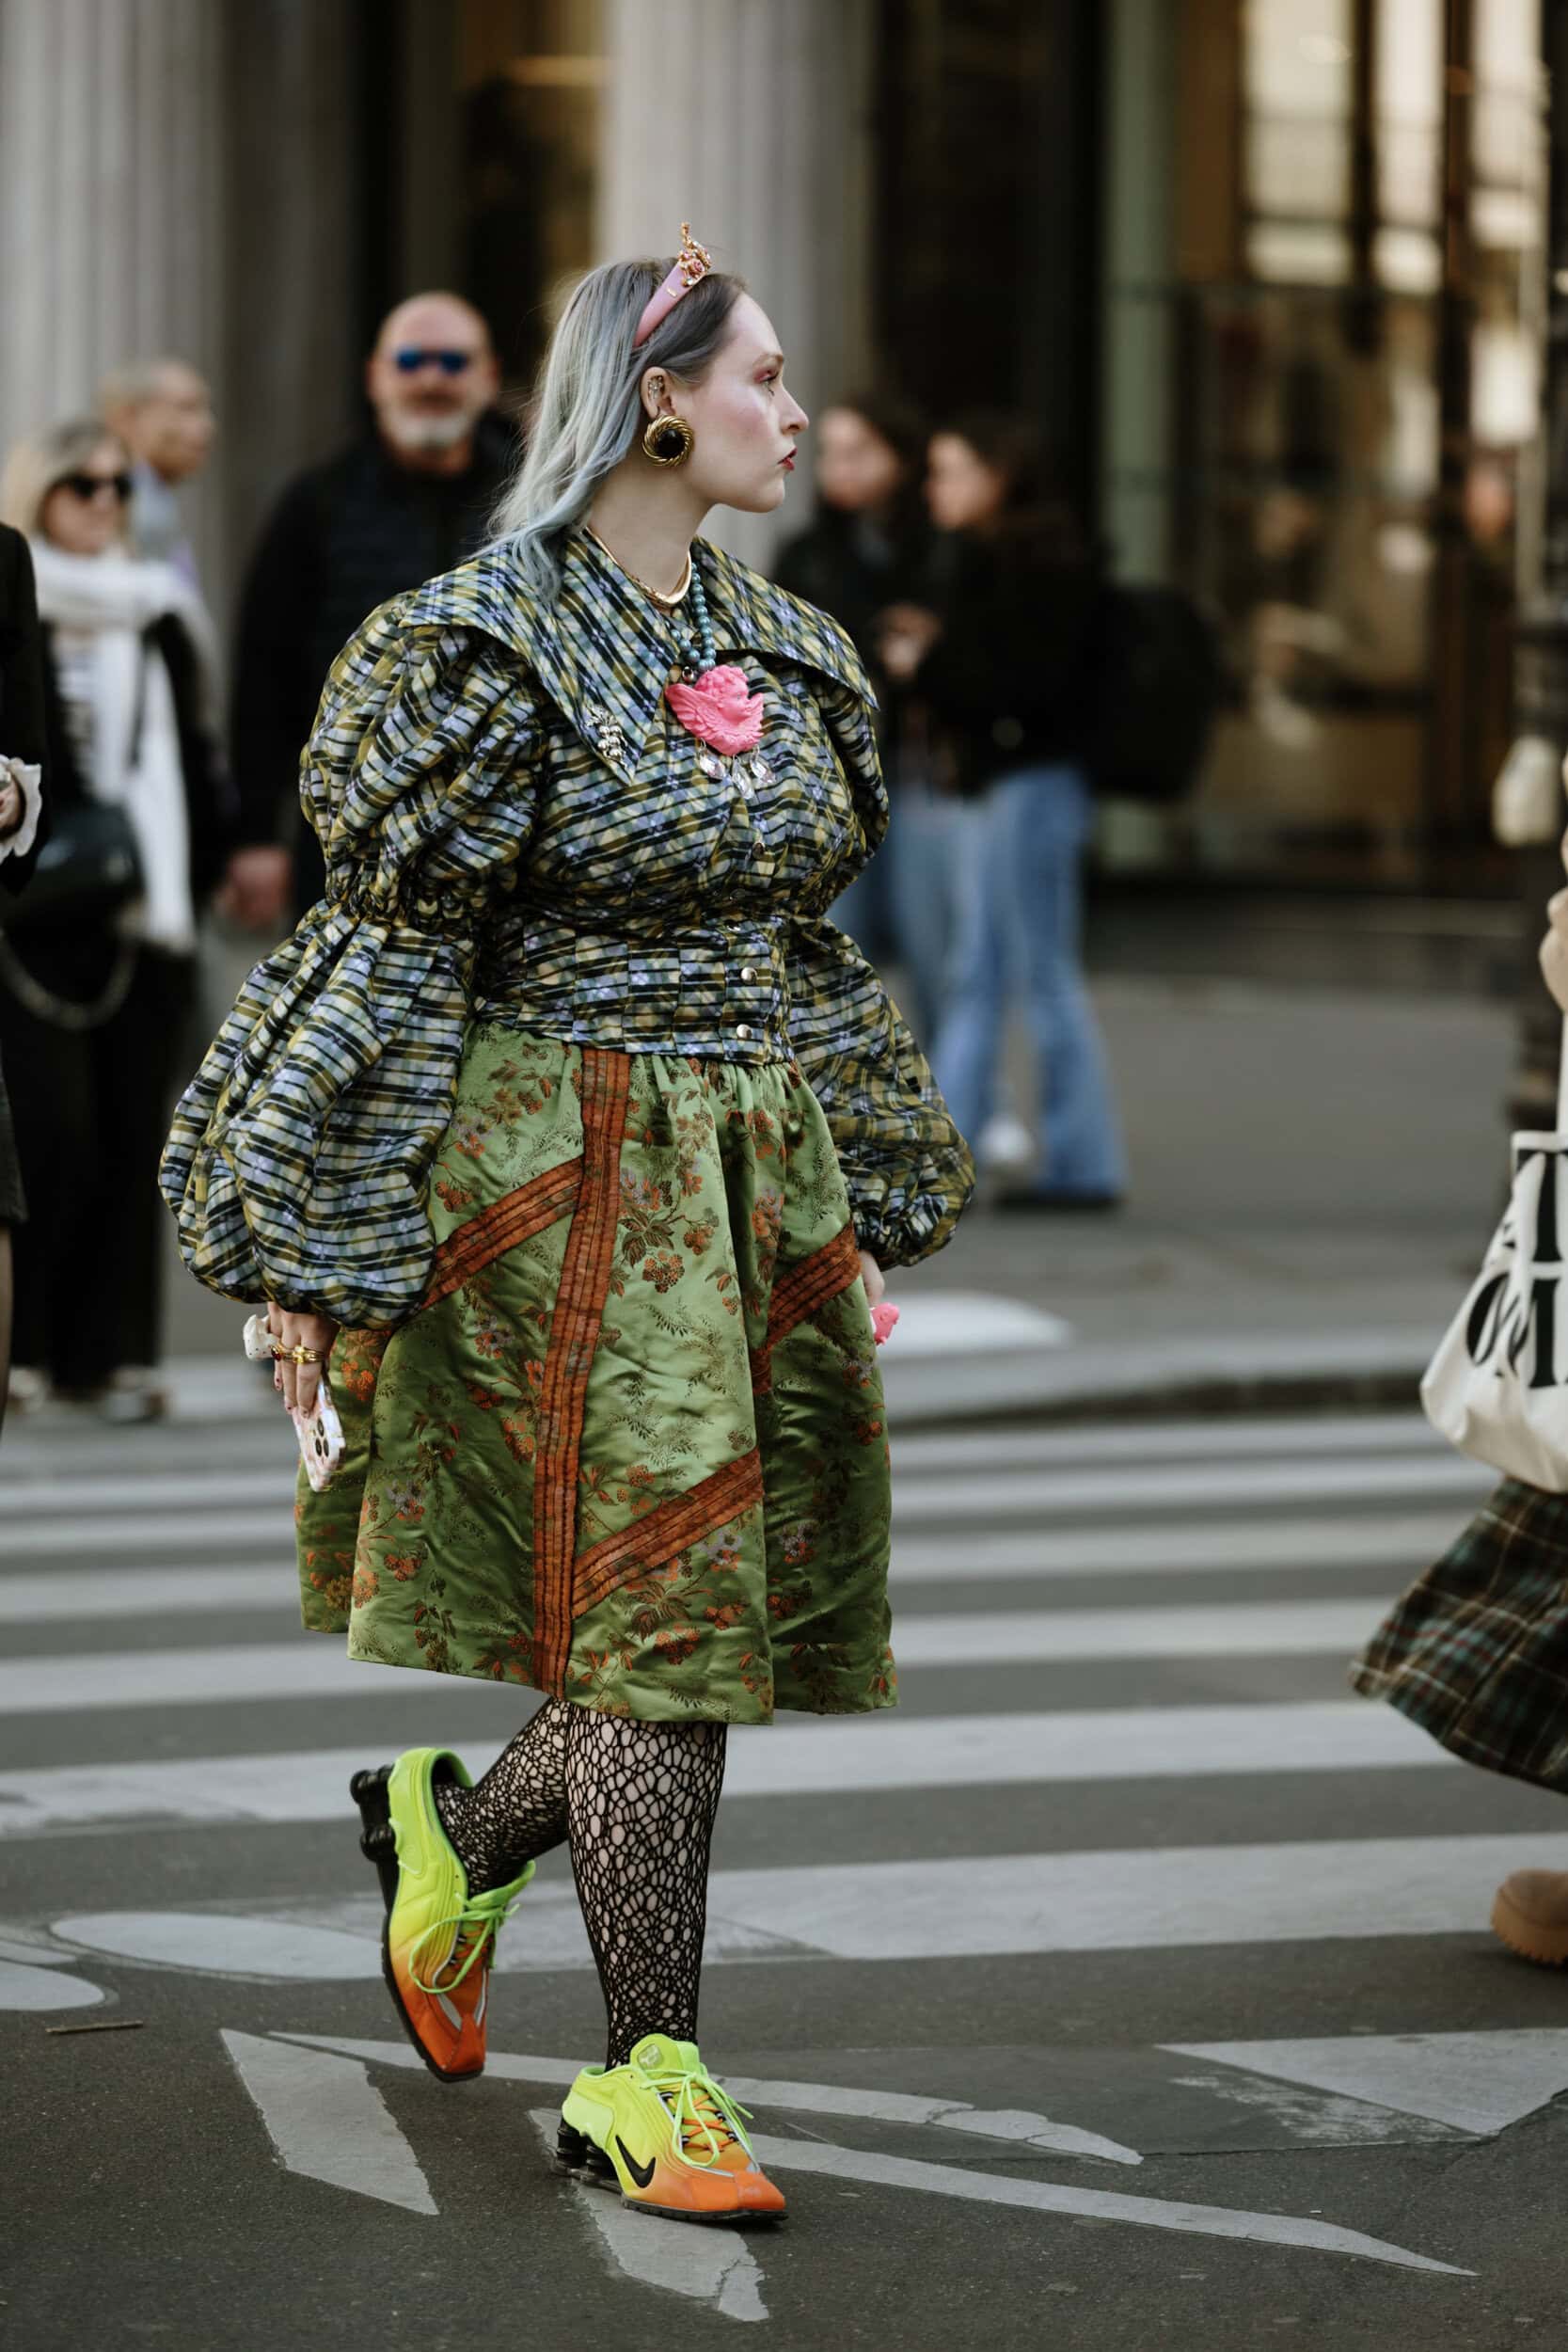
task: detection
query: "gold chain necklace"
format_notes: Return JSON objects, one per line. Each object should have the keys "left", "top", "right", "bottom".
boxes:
{"left": 583, "top": 525, "right": 691, "bottom": 609}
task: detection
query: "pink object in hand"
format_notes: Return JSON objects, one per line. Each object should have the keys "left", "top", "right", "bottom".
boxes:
{"left": 871, "top": 1301, "right": 900, "bottom": 1346}
{"left": 667, "top": 665, "right": 766, "bottom": 755}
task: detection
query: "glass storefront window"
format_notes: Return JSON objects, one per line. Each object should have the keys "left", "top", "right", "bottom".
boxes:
{"left": 1100, "top": 0, "right": 1544, "bottom": 889}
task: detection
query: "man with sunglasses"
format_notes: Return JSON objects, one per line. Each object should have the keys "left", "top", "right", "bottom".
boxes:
{"left": 225, "top": 292, "right": 511, "bottom": 928}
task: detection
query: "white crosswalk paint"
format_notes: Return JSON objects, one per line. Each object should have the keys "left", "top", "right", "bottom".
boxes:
{"left": 284, "top": 2034, "right": 1144, "bottom": 2161}
{"left": 529, "top": 2109, "right": 769, "bottom": 2321}
{"left": 0, "top": 1598, "right": 1397, "bottom": 1714}
{"left": 1165, "top": 2032, "right": 1568, "bottom": 2138}
{"left": 890, "top": 1414, "right": 1451, "bottom": 1473}
{"left": 273, "top": 2036, "right": 1465, "bottom": 2274}
{"left": 0, "top": 1704, "right": 1447, "bottom": 1838}
{"left": 221, "top": 2029, "right": 436, "bottom": 2216}
{"left": 892, "top": 1454, "right": 1490, "bottom": 1522}
{"left": 0, "top": 1518, "right": 1465, "bottom": 1616}
{"left": 42, "top": 1828, "right": 1560, "bottom": 1979}
{"left": 3, "top": 1510, "right": 285, "bottom": 1559}
{"left": 891, "top": 1511, "right": 1467, "bottom": 1581}
{"left": 0, "top": 1470, "right": 292, "bottom": 1517}
{"left": 697, "top": 1835, "right": 1568, "bottom": 1961}
{"left": 0, "top": 1958, "right": 103, "bottom": 2012}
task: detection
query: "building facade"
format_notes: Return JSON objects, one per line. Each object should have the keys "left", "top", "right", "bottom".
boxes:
{"left": 0, "top": 0, "right": 1546, "bottom": 891}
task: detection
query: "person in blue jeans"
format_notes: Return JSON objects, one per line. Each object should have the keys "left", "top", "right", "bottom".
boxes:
{"left": 879, "top": 413, "right": 1126, "bottom": 1208}
{"left": 774, "top": 391, "right": 955, "bottom": 1046}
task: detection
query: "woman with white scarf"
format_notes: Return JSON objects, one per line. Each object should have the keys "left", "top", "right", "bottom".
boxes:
{"left": 0, "top": 418, "right": 227, "bottom": 1421}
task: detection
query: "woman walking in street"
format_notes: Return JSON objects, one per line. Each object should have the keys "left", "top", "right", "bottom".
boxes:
{"left": 162, "top": 235, "right": 974, "bottom": 2223}
{"left": 881, "top": 412, "right": 1126, "bottom": 1208}
{"left": 0, "top": 420, "right": 228, "bottom": 1421}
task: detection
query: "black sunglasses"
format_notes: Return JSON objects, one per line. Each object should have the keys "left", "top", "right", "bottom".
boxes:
{"left": 59, "top": 470, "right": 134, "bottom": 501}
{"left": 391, "top": 347, "right": 475, "bottom": 375}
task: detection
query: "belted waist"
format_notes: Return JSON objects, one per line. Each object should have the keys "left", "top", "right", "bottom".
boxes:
{"left": 471, "top": 913, "right": 793, "bottom": 1062}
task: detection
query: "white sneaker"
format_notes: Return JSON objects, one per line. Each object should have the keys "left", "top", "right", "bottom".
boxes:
{"left": 100, "top": 1367, "right": 169, "bottom": 1425}
{"left": 977, "top": 1113, "right": 1037, "bottom": 1176}
{"left": 6, "top": 1365, "right": 48, "bottom": 1414}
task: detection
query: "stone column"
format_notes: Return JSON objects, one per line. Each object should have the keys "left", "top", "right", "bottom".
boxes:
{"left": 596, "top": 0, "right": 875, "bottom": 571}
{"left": 0, "top": 0, "right": 228, "bottom": 590}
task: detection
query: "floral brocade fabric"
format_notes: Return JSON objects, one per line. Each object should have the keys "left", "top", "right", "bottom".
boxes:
{"left": 296, "top": 1025, "right": 897, "bottom": 1723}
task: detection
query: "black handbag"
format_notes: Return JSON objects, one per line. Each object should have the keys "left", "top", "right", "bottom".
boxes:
{"left": 2, "top": 797, "right": 140, "bottom": 933}
{"left": 3, "top": 630, "right": 149, "bottom": 935}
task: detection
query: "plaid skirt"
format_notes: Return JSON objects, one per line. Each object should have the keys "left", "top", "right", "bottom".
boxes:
{"left": 1351, "top": 1477, "right": 1568, "bottom": 1792}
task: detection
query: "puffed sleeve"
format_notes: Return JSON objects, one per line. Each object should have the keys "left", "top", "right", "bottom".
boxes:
{"left": 160, "top": 597, "right": 538, "bottom": 1327}
{"left": 785, "top": 668, "right": 974, "bottom": 1266}
{"left": 785, "top": 914, "right": 974, "bottom": 1266}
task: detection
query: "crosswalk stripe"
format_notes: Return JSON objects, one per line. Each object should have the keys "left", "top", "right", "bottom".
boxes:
{"left": 891, "top": 1455, "right": 1490, "bottom": 1519}
{"left": 701, "top": 1834, "right": 1568, "bottom": 1961}
{"left": 2, "top": 1511, "right": 285, "bottom": 1559}
{"left": 41, "top": 1831, "right": 1562, "bottom": 1966}
{"left": 0, "top": 1581, "right": 1392, "bottom": 1657}
{"left": 0, "top": 1588, "right": 1396, "bottom": 1711}
{"left": 890, "top": 1414, "right": 1449, "bottom": 1472}
{"left": 891, "top": 1512, "right": 1464, "bottom": 1580}
{"left": 0, "top": 1412, "right": 1455, "bottom": 1511}
{"left": 0, "top": 1509, "right": 1466, "bottom": 1602}
{"left": 0, "top": 1705, "right": 1446, "bottom": 1836}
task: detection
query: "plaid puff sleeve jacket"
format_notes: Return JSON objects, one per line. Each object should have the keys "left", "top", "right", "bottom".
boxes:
{"left": 161, "top": 531, "right": 974, "bottom": 1327}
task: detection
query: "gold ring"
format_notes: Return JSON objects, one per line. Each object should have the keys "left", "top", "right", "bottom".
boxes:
{"left": 289, "top": 1343, "right": 325, "bottom": 1365}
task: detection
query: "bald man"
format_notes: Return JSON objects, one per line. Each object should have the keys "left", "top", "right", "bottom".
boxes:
{"left": 226, "top": 293, "right": 514, "bottom": 926}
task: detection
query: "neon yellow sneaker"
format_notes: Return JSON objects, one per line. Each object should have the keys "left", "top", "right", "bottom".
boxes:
{"left": 557, "top": 2032, "right": 786, "bottom": 2222}
{"left": 351, "top": 1750, "right": 531, "bottom": 2083}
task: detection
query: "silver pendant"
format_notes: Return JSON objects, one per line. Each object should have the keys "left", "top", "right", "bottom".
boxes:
{"left": 698, "top": 749, "right": 726, "bottom": 779}
{"left": 745, "top": 752, "right": 771, "bottom": 788}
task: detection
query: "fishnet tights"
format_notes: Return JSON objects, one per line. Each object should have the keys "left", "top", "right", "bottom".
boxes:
{"left": 434, "top": 1698, "right": 727, "bottom": 2067}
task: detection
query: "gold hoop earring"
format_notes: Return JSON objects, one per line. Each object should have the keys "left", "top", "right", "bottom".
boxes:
{"left": 642, "top": 414, "right": 694, "bottom": 468}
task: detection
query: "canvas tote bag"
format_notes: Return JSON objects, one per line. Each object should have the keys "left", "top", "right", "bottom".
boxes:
{"left": 1422, "top": 1025, "right": 1568, "bottom": 1489}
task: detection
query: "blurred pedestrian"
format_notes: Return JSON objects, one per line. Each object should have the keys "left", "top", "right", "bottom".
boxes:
{"left": 882, "top": 412, "right": 1126, "bottom": 1208}
{"left": 0, "top": 420, "right": 229, "bottom": 1421}
{"left": 0, "top": 521, "right": 47, "bottom": 1436}
{"left": 775, "top": 392, "right": 954, "bottom": 1041}
{"left": 225, "top": 291, "right": 512, "bottom": 930}
{"left": 99, "top": 357, "right": 216, "bottom": 587}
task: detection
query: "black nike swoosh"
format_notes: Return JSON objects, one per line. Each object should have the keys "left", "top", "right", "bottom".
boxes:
{"left": 616, "top": 2136, "right": 656, "bottom": 2189}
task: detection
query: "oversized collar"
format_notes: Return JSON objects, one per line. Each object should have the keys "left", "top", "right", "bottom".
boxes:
{"left": 399, "top": 525, "right": 870, "bottom": 782}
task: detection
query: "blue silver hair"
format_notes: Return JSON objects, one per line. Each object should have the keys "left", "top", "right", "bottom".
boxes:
{"left": 492, "top": 255, "right": 745, "bottom": 599}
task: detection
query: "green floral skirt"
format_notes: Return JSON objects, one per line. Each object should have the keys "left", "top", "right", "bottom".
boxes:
{"left": 295, "top": 1025, "right": 895, "bottom": 1724}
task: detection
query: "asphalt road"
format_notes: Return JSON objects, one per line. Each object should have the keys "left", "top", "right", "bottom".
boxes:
{"left": 5, "top": 1403, "right": 1568, "bottom": 2349}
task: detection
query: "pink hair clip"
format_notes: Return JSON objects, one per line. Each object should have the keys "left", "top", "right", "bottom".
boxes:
{"left": 871, "top": 1302, "right": 899, "bottom": 1347}
{"left": 633, "top": 224, "right": 713, "bottom": 348}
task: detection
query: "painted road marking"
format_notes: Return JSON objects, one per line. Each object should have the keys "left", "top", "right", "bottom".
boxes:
{"left": 891, "top": 1511, "right": 1468, "bottom": 1581}
{"left": 2, "top": 1509, "right": 284, "bottom": 1558}
{"left": 527, "top": 2110, "right": 768, "bottom": 2323}
{"left": 0, "top": 1597, "right": 1400, "bottom": 1708}
{"left": 268, "top": 2035, "right": 1466, "bottom": 2275}
{"left": 283, "top": 2034, "right": 1140, "bottom": 2166}
{"left": 53, "top": 1912, "right": 386, "bottom": 1980}
{"left": 890, "top": 1454, "right": 1489, "bottom": 1522}
{"left": 0, "top": 1528, "right": 1456, "bottom": 1620}
{"left": 739, "top": 2132, "right": 1468, "bottom": 2274}
{"left": 0, "top": 1705, "right": 1449, "bottom": 1837}
{"left": 221, "top": 2029, "right": 436, "bottom": 2216}
{"left": 0, "top": 1958, "right": 103, "bottom": 2012}
{"left": 889, "top": 1413, "right": 1450, "bottom": 1472}
{"left": 43, "top": 1828, "right": 1565, "bottom": 1981}
{"left": 1166, "top": 2031, "right": 1568, "bottom": 2137}
{"left": 695, "top": 1835, "right": 1568, "bottom": 1962}
{"left": 0, "top": 1469, "right": 292, "bottom": 1517}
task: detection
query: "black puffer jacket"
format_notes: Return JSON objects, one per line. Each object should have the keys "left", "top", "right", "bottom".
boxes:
{"left": 915, "top": 527, "right": 1102, "bottom": 797}
{"left": 230, "top": 416, "right": 517, "bottom": 863}
{"left": 775, "top": 508, "right": 936, "bottom": 745}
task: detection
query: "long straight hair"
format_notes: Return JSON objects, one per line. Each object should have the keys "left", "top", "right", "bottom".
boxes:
{"left": 492, "top": 256, "right": 746, "bottom": 599}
